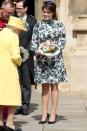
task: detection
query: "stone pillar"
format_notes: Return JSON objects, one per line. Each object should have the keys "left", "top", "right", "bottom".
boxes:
{"left": 35, "top": 0, "right": 43, "bottom": 20}
{"left": 57, "top": 0, "right": 71, "bottom": 92}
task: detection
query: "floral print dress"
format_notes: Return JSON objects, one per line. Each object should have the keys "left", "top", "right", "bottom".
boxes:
{"left": 30, "top": 20, "right": 67, "bottom": 84}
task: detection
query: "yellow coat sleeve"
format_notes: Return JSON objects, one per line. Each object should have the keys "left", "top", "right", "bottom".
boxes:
{"left": 10, "top": 34, "right": 22, "bottom": 66}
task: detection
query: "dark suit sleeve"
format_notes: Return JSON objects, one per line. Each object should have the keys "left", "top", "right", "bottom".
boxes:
{"left": 28, "top": 16, "right": 37, "bottom": 42}
{"left": 19, "top": 15, "right": 37, "bottom": 50}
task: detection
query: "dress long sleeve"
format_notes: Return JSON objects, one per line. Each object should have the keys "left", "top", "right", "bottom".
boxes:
{"left": 57, "top": 22, "right": 66, "bottom": 50}
{"left": 30, "top": 24, "right": 39, "bottom": 52}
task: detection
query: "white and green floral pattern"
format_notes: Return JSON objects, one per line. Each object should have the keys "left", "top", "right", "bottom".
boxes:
{"left": 30, "top": 20, "right": 68, "bottom": 84}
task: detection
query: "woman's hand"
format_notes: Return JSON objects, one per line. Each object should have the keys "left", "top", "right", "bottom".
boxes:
{"left": 20, "top": 46, "right": 29, "bottom": 62}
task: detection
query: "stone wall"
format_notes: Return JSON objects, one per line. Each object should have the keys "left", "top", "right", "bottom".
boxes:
{"left": 69, "top": 0, "right": 87, "bottom": 15}
{"left": 59, "top": 0, "right": 87, "bottom": 92}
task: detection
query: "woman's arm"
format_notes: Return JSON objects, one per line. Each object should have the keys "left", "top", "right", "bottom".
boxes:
{"left": 57, "top": 22, "right": 66, "bottom": 50}
{"left": 29, "top": 23, "right": 40, "bottom": 53}
{"left": 10, "top": 34, "right": 22, "bottom": 65}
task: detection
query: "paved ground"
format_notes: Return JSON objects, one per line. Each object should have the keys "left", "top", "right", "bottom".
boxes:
{"left": 15, "top": 87, "right": 87, "bottom": 131}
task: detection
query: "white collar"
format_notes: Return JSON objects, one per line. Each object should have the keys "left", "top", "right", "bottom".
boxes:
{"left": 19, "top": 15, "right": 27, "bottom": 22}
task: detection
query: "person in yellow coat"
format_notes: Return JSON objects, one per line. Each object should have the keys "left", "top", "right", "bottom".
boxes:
{"left": 0, "top": 16, "right": 26, "bottom": 131}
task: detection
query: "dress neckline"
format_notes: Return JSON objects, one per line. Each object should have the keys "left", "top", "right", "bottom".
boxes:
{"left": 42, "top": 19, "right": 54, "bottom": 25}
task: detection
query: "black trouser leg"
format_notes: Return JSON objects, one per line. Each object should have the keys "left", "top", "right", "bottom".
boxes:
{"left": 20, "top": 63, "right": 32, "bottom": 107}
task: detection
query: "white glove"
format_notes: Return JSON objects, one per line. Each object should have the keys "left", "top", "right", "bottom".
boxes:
{"left": 20, "top": 46, "right": 29, "bottom": 62}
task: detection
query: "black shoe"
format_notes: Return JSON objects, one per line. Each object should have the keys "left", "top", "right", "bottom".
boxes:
{"left": 39, "top": 113, "right": 49, "bottom": 124}
{"left": 4, "top": 126, "right": 22, "bottom": 131}
{"left": 48, "top": 115, "right": 57, "bottom": 124}
{"left": 15, "top": 107, "right": 23, "bottom": 115}
{"left": 0, "top": 125, "right": 4, "bottom": 131}
{"left": 48, "top": 120, "right": 56, "bottom": 124}
{"left": 22, "top": 105, "right": 29, "bottom": 115}
{"left": 22, "top": 108, "right": 29, "bottom": 115}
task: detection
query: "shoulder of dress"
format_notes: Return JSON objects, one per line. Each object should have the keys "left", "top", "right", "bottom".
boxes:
{"left": 55, "top": 20, "right": 64, "bottom": 27}
{"left": 34, "top": 21, "right": 41, "bottom": 27}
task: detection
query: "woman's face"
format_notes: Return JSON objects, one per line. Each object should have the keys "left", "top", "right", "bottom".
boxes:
{"left": 42, "top": 8, "right": 53, "bottom": 21}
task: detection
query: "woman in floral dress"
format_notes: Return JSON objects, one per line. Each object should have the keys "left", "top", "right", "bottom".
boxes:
{"left": 30, "top": 1, "right": 67, "bottom": 124}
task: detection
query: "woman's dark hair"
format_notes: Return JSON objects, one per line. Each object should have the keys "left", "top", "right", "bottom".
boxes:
{"left": 42, "top": 1, "right": 58, "bottom": 20}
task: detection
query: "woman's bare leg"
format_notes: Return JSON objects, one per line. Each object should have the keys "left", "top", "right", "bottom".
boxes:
{"left": 0, "top": 106, "right": 4, "bottom": 126}
{"left": 6, "top": 106, "right": 17, "bottom": 129}
{"left": 49, "top": 83, "right": 59, "bottom": 121}
{"left": 41, "top": 83, "right": 50, "bottom": 121}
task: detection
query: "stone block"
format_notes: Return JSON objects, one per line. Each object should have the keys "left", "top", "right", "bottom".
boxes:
{"left": 71, "top": 55, "right": 87, "bottom": 92}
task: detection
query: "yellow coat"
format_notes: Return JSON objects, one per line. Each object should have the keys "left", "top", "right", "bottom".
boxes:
{"left": 0, "top": 28, "right": 22, "bottom": 106}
